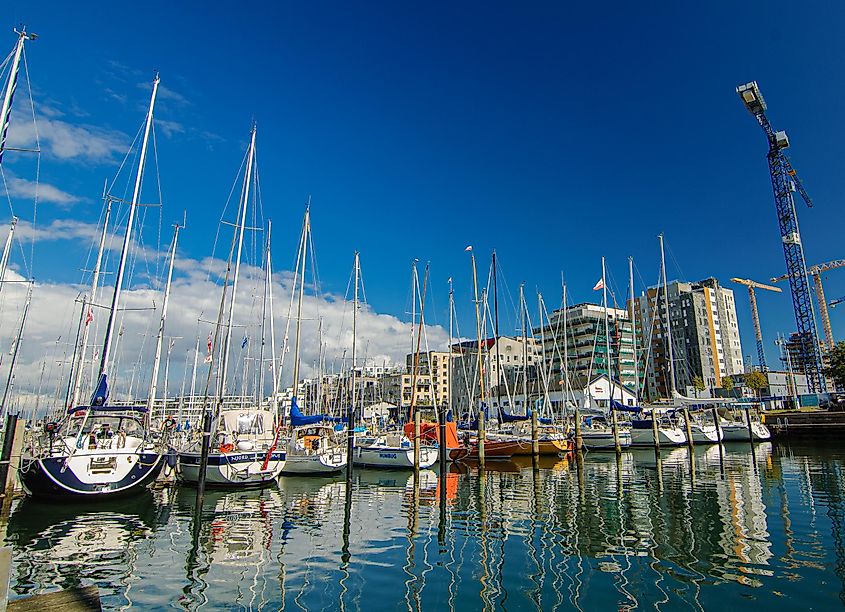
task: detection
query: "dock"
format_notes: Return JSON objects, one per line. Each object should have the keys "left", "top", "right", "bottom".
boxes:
{"left": 763, "top": 409, "right": 845, "bottom": 437}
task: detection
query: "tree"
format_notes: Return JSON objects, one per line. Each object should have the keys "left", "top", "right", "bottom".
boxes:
{"left": 824, "top": 341, "right": 845, "bottom": 389}
{"left": 692, "top": 376, "right": 706, "bottom": 394}
{"left": 744, "top": 370, "right": 767, "bottom": 398}
{"left": 721, "top": 376, "right": 734, "bottom": 392}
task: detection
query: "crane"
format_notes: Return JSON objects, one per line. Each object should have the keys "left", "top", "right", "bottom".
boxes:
{"left": 737, "top": 81, "right": 826, "bottom": 392}
{"left": 771, "top": 259, "right": 845, "bottom": 353}
{"left": 731, "top": 278, "right": 782, "bottom": 371}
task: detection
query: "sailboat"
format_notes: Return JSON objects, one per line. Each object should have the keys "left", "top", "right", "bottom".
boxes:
{"left": 279, "top": 208, "right": 346, "bottom": 475}
{"left": 18, "top": 75, "right": 165, "bottom": 499}
{"left": 655, "top": 234, "right": 722, "bottom": 444}
{"left": 577, "top": 257, "right": 632, "bottom": 451}
{"left": 177, "top": 125, "right": 285, "bottom": 487}
{"left": 625, "top": 255, "right": 688, "bottom": 447}
{"left": 352, "top": 254, "right": 438, "bottom": 469}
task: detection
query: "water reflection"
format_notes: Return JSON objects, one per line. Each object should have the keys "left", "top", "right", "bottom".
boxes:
{"left": 3, "top": 443, "right": 845, "bottom": 610}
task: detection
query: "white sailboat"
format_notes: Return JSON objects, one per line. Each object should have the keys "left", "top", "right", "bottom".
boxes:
{"left": 177, "top": 125, "right": 285, "bottom": 487}
{"left": 278, "top": 208, "right": 346, "bottom": 475}
{"left": 19, "top": 75, "right": 165, "bottom": 499}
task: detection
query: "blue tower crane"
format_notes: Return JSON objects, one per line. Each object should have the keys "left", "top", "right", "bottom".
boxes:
{"left": 737, "top": 81, "right": 826, "bottom": 392}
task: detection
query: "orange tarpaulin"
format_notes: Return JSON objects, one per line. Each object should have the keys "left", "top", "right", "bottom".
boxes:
{"left": 403, "top": 421, "right": 460, "bottom": 449}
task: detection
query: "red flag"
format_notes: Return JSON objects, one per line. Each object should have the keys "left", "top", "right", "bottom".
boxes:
{"left": 207, "top": 332, "right": 213, "bottom": 354}
{"left": 85, "top": 309, "right": 93, "bottom": 326}
{"left": 592, "top": 279, "right": 604, "bottom": 291}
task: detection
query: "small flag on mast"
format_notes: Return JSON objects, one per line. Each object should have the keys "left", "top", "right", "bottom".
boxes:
{"left": 85, "top": 309, "right": 93, "bottom": 326}
{"left": 465, "top": 246, "right": 473, "bottom": 252}
{"left": 592, "top": 279, "right": 604, "bottom": 291}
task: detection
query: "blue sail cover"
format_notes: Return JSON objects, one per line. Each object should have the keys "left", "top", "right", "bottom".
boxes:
{"left": 289, "top": 397, "right": 324, "bottom": 427}
{"left": 611, "top": 398, "right": 643, "bottom": 413}
{"left": 91, "top": 373, "right": 109, "bottom": 406}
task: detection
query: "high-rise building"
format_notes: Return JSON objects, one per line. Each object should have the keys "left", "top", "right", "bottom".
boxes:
{"left": 533, "top": 302, "right": 636, "bottom": 393}
{"left": 634, "top": 278, "right": 744, "bottom": 400}
{"left": 450, "top": 336, "right": 539, "bottom": 417}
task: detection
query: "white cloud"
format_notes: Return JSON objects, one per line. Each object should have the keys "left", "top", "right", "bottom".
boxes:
{"left": 0, "top": 257, "right": 448, "bottom": 417}
{"left": 136, "top": 82, "right": 189, "bottom": 107}
{"left": 4, "top": 174, "right": 82, "bottom": 208}
{"left": 6, "top": 110, "right": 129, "bottom": 163}
{"left": 155, "top": 119, "right": 185, "bottom": 138}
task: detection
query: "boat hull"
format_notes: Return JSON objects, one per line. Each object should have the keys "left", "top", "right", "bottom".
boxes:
{"left": 353, "top": 445, "right": 438, "bottom": 469}
{"left": 630, "top": 426, "right": 687, "bottom": 447}
{"left": 579, "top": 430, "right": 632, "bottom": 450}
{"left": 689, "top": 424, "right": 723, "bottom": 444}
{"left": 721, "top": 422, "right": 771, "bottom": 442}
{"left": 462, "top": 440, "right": 521, "bottom": 460}
{"left": 280, "top": 450, "right": 346, "bottom": 475}
{"left": 447, "top": 447, "right": 470, "bottom": 462}
{"left": 178, "top": 450, "right": 285, "bottom": 487}
{"left": 18, "top": 452, "right": 164, "bottom": 500}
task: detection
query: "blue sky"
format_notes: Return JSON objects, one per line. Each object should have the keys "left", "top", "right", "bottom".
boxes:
{"left": 4, "top": 1, "right": 845, "bottom": 369}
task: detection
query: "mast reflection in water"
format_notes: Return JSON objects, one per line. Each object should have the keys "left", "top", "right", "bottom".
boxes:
{"left": 3, "top": 443, "right": 845, "bottom": 609}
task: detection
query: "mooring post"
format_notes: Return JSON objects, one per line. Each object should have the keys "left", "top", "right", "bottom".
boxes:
{"left": 573, "top": 407, "right": 582, "bottom": 452}
{"left": 346, "top": 405, "right": 355, "bottom": 481}
{"left": 611, "top": 407, "right": 621, "bottom": 454}
{"left": 414, "top": 410, "right": 421, "bottom": 472}
{"left": 196, "top": 409, "right": 212, "bottom": 502}
{"left": 0, "top": 414, "right": 18, "bottom": 498}
{"left": 651, "top": 409, "right": 661, "bottom": 450}
{"left": 746, "top": 405, "right": 755, "bottom": 444}
{"left": 711, "top": 407, "right": 722, "bottom": 443}
{"left": 477, "top": 409, "right": 485, "bottom": 467}
{"left": 438, "top": 404, "right": 447, "bottom": 466}
{"left": 683, "top": 407, "right": 694, "bottom": 448}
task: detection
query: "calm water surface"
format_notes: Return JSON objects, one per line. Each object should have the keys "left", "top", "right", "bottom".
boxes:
{"left": 3, "top": 442, "right": 845, "bottom": 610}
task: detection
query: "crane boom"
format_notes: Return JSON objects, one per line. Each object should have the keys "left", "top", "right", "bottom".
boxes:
{"left": 737, "top": 81, "right": 826, "bottom": 392}
{"left": 771, "top": 259, "right": 845, "bottom": 352}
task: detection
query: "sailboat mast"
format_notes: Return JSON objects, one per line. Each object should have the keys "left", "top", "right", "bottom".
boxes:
{"left": 0, "top": 217, "right": 17, "bottom": 299}
{"left": 147, "top": 223, "right": 180, "bottom": 413}
{"left": 0, "top": 283, "right": 32, "bottom": 419}
{"left": 268, "top": 220, "right": 278, "bottom": 405}
{"left": 629, "top": 256, "right": 639, "bottom": 404}
{"left": 259, "top": 219, "right": 271, "bottom": 402}
{"left": 218, "top": 125, "right": 256, "bottom": 399}
{"left": 448, "top": 278, "right": 454, "bottom": 420}
{"left": 659, "top": 233, "right": 676, "bottom": 397}
{"left": 470, "top": 248, "right": 485, "bottom": 411}
{"left": 72, "top": 200, "right": 111, "bottom": 407}
{"left": 291, "top": 208, "right": 309, "bottom": 402}
{"left": 602, "top": 257, "right": 615, "bottom": 404}
{"left": 98, "top": 74, "right": 159, "bottom": 381}
{"left": 351, "top": 252, "right": 359, "bottom": 414}
{"left": 538, "top": 292, "right": 549, "bottom": 418}
{"left": 0, "top": 28, "right": 33, "bottom": 168}
{"left": 520, "top": 283, "right": 528, "bottom": 412}
{"left": 492, "top": 251, "right": 503, "bottom": 406}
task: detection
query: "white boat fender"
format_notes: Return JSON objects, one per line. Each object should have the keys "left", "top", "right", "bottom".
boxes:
{"left": 237, "top": 440, "right": 254, "bottom": 451}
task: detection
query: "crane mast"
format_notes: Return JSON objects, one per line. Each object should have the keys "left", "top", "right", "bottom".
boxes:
{"left": 737, "top": 81, "right": 826, "bottom": 392}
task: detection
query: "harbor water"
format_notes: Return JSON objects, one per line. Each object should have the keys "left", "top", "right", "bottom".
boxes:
{"left": 3, "top": 441, "right": 845, "bottom": 610}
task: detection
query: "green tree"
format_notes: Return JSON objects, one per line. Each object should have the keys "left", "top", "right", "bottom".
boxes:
{"left": 721, "top": 376, "right": 734, "bottom": 392}
{"left": 692, "top": 376, "right": 706, "bottom": 394}
{"left": 744, "top": 370, "right": 767, "bottom": 398}
{"left": 823, "top": 341, "right": 845, "bottom": 389}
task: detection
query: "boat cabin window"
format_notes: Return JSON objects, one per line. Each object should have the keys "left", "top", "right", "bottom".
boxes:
{"left": 66, "top": 414, "right": 145, "bottom": 438}
{"left": 236, "top": 413, "right": 264, "bottom": 435}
